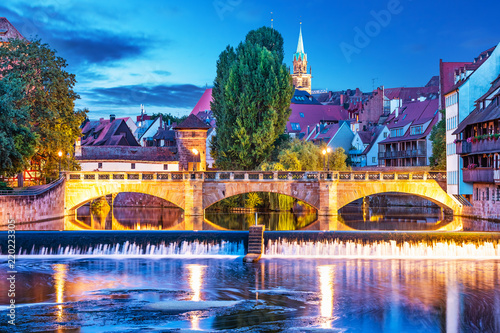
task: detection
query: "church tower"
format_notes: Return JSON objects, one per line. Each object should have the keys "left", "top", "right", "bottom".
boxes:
{"left": 292, "top": 23, "right": 312, "bottom": 93}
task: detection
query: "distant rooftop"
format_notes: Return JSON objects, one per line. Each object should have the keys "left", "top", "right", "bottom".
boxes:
{"left": 0, "top": 17, "right": 25, "bottom": 43}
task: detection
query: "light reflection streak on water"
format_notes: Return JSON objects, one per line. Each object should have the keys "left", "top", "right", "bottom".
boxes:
{"left": 318, "top": 265, "right": 335, "bottom": 328}
{"left": 52, "top": 264, "right": 67, "bottom": 319}
{"left": 187, "top": 264, "right": 206, "bottom": 330}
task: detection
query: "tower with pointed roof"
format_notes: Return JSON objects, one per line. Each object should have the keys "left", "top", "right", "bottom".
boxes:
{"left": 292, "top": 23, "right": 312, "bottom": 94}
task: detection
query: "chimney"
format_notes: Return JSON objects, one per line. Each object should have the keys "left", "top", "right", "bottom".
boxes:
{"left": 168, "top": 119, "right": 171, "bottom": 127}
{"left": 110, "top": 114, "right": 116, "bottom": 122}
{"left": 159, "top": 114, "right": 163, "bottom": 129}
{"left": 340, "top": 94, "right": 344, "bottom": 105}
{"left": 307, "top": 125, "right": 310, "bottom": 135}
{"left": 395, "top": 107, "right": 399, "bottom": 118}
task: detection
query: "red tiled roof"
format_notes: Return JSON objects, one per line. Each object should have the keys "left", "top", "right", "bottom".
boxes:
{"left": 380, "top": 99, "right": 439, "bottom": 143}
{"left": 440, "top": 61, "right": 471, "bottom": 99}
{"left": 175, "top": 114, "right": 210, "bottom": 129}
{"left": 287, "top": 104, "right": 349, "bottom": 136}
{"left": 0, "top": 17, "right": 25, "bottom": 43}
{"left": 384, "top": 86, "right": 438, "bottom": 101}
{"left": 309, "top": 123, "right": 341, "bottom": 142}
{"left": 190, "top": 88, "right": 213, "bottom": 115}
{"left": 81, "top": 117, "right": 138, "bottom": 146}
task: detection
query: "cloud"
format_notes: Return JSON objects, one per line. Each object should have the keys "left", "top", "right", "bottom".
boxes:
{"left": 0, "top": 4, "right": 156, "bottom": 68}
{"left": 50, "top": 32, "right": 147, "bottom": 66}
{"left": 153, "top": 70, "right": 172, "bottom": 76}
{"left": 86, "top": 84, "right": 206, "bottom": 108}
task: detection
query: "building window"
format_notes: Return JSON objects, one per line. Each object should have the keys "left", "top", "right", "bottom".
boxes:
{"left": 98, "top": 162, "right": 102, "bottom": 168}
{"left": 383, "top": 132, "right": 388, "bottom": 138}
{"left": 390, "top": 128, "right": 403, "bottom": 137}
{"left": 300, "top": 112, "right": 305, "bottom": 118}
{"left": 486, "top": 187, "right": 489, "bottom": 201}
{"left": 291, "top": 123, "right": 301, "bottom": 131}
{"left": 372, "top": 157, "right": 376, "bottom": 163}
{"left": 163, "top": 164, "right": 169, "bottom": 171}
{"left": 410, "top": 126, "right": 423, "bottom": 135}
{"left": 131, "top": 163, "right": 136, "bottom": 170}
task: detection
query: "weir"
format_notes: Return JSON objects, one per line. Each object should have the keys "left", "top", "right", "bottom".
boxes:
{"left": 2, "top": 231, "right": 500, "bottom": 260}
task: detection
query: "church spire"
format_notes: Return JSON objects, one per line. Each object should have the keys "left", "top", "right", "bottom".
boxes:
{"left": 296, "top": 22, "right": 304, "bottom": 54}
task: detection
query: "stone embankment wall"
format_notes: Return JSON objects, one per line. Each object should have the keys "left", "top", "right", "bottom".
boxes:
{"left": 112, "top": 193, "right": 178, "bottom": 207}
{"left": 0, "top": 179, "right": 65, "bottom": 230}
{"left": 364, "top": 194, "right": 439, "bottom": 208}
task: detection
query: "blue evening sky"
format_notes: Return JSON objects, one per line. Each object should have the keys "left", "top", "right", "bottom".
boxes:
{"left": 2, "top": 0, "right": 499, "bottom": 119}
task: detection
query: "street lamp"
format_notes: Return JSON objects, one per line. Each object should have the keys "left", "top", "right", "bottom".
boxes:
{"left": 58, "top": 151, "right": 63, "bottom": 176}
{"left": 326, "top": 147, "right": 331, "bottom": 171}
{"left": 322, "top": 149, "right": 326, "bottom": 171}
{"left": 192, "top": 148, "right": 199, "bottom": 172}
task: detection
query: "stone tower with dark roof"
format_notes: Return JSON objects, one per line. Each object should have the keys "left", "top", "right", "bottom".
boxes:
{"left": 174, "top": 114, "right": 210, "bottom": 171}
{"left": 292, "top": 23, "right": 312, "bottom": 94}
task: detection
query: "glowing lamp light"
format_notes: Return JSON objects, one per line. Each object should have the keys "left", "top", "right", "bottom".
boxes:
{"left": 192, "top": 148, "right": 199, "bottom": 155}
{"left": 58, "top": 151, "right": 63, "bottom": 157}
{"left": 322, "top": 149, "right": 326, "bottom": 155}
{"left": 327, "top": 147, "right": 331, "bottom": 153}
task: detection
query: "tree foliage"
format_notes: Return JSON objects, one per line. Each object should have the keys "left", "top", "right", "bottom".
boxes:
{"left": 0, "top": 38, "right": 87, "bottom": 179}
{"left": 0, "top": 76, "right": 37, "bottom": 176}
{"left": 151, "top": 112, "right": 188, "bottom": 126}
{"left": 211, "top": 28, "right": 294, "bottom": 170}
{"left": 429, "top": 111, "right": 446, "bottom": 170}
{"left": 245, "top": 26, "right": 285, "bottom": 63}
{"left": 260, "top": 139, "right": 349, "bottom": 171}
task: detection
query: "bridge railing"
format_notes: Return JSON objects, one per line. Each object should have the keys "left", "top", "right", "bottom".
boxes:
{"left": 63, "top": 171, "right": 446, "bottom": 182}
{"left": 0, "top": 176, "right": 65, "bottom": 196}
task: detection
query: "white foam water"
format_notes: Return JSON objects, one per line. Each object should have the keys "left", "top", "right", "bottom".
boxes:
{"left": 14, "top": 240, "right": 245, "bottom": 257}
{"left": 264, "top": 239, "right": 500, "bottom": 259}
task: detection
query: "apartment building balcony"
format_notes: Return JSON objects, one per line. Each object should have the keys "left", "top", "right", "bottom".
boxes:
{"left": 378, "top": 149, "right": 427, "bottom": 159}
{"left": 462, "top": 167, "right": 494, "bottom": 183}
{"left": 457, "top": 139, "right": 500, "bottom": 155}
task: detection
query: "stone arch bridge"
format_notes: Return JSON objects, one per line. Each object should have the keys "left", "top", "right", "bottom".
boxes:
{"left": 1, "top": 170, "right": 462, "bottom": 230}
{"left": 64, "top": 170, "right": 461, "bottom": 215}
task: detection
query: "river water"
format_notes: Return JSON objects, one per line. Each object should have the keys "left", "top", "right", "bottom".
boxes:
{"left": 1, "top": 256, "right": 499, "bottom": 332}
{"left": 2, "top": 204, "right": 500, "bottom": 331}
{"left": 74, "top": 204, "right": 500, "bottom": 232}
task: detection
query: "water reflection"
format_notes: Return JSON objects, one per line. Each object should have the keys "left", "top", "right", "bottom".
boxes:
{"left": 318, "top": 265, "right": 334, "bottom": 328}
{"left": 187, "top": 264, "right": 206, "bottom": 330}
{"left": 1, "top": 258, "right": 499, "bottom": 331}
{"left": 340, "top": 204, "right": 449, "bottom": 230}
{"left": 66, "top": 203, "right": 500, "bottom": 232}
{"left": 76, "top": 205, "right": 184, "bottom": 230}
{"left": 52, "top": 264, "right": 67, "bottom": 320}
{"left": 205, "top": 211, "right": 317, "bottom": 231}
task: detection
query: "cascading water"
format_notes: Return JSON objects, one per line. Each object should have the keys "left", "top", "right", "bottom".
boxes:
{"left": 17, "top": 240, "right": 245, "bottom": 257}
{"left": 264, "top": 239, "right": 500, "bottom": 259}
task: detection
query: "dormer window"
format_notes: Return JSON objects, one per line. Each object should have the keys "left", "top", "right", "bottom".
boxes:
{"left": 410, "top": 125, "right": 423, "bottom": 135}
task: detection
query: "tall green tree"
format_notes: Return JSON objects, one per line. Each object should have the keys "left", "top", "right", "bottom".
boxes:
{"left": 245, "top": 26, "right": 285, "bottom": 63}
{"left": 429, "top": 111, "right": 446, "bottom": 170}
{"left": 211, "top": 28, "right": 294, "bottom": 170}
{"left": 0, "top": 75, "right": 37, "bottom": 176}
{"left": 0, "top": 38, "right": 87, "bottom": 179}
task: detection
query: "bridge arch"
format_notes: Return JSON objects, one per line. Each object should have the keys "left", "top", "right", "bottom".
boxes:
{"left": 336, "top": 180, "right": 461, "bottom": 212}
{"left": 65, "top": 181, "right": 186, "bottom": 212}
{"left": 202, "top": 181, "right": 320, "bottom": 210}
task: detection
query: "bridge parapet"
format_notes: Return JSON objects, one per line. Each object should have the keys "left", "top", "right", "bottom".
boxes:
{"left": 64, "top": 171, "right": 446, "bottom": 183}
